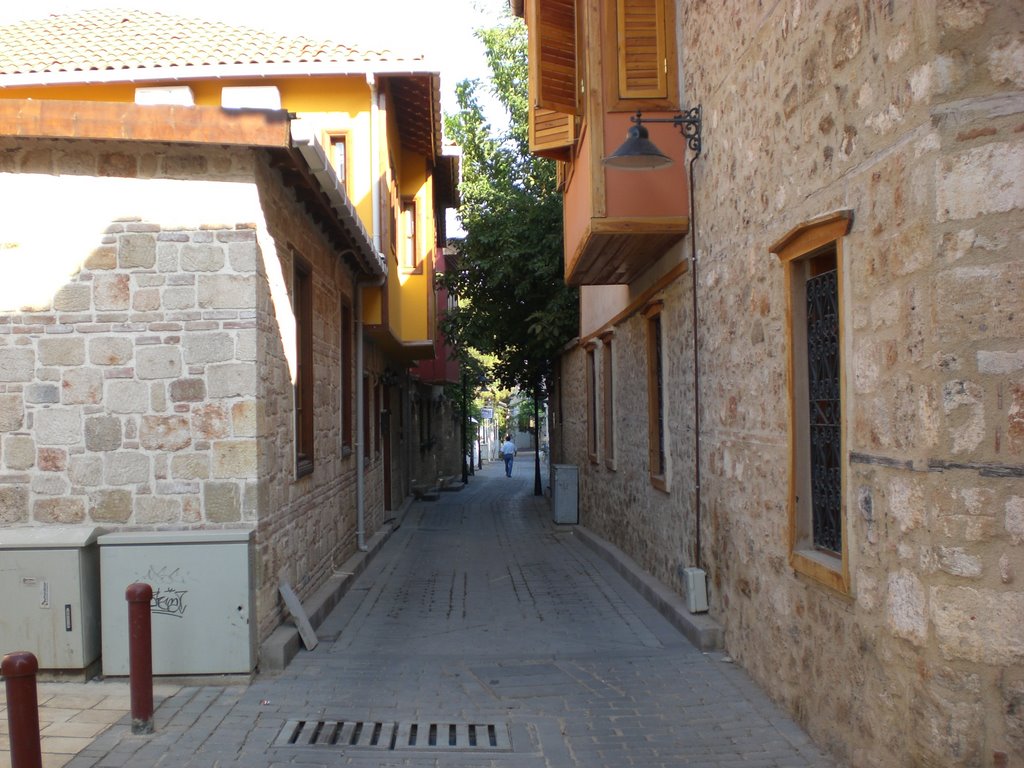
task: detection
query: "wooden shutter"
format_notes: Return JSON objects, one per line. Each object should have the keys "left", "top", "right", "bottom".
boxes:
{"left": 527, "top": 0, "right": 576, "bottom": 160}
{"left": 533, "top": 0, "right": 577, "bottom": 114}
{"left": 616, "top": 0, "right": 668, "bottom": 100}
{"left": 529, "top": 106, "right": 575, "bottom": 160}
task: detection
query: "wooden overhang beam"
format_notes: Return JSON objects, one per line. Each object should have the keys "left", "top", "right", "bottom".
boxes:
{"left": 0, "top": 98, "right": 291, "bottom": 146}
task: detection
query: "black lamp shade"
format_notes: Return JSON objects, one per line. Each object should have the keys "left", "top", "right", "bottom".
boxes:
{"left": 604, "top": 123, "right": 673, "bottom": 170}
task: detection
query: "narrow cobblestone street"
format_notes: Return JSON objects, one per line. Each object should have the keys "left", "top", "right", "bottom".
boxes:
{"left": 63, "top": 457, "right": 836, "bottom": 767}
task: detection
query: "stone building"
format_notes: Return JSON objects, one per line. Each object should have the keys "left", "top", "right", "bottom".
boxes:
{"left": 0, "top": 10, "right": 459, "bottom": 669}
{"left": 522, "top": 0, "right": 1023, "bottom": 765}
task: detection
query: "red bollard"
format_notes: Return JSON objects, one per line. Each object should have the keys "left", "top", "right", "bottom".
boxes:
{"left": 2, "top": 651, "right": 43, "bottom": 768}
{"left": 125, "top": 582, "right": 154, "bottom": 734}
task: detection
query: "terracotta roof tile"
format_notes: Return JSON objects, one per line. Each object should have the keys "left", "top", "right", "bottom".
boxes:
{"left": 0, "top": 7, "right": 422, "bottom": 79}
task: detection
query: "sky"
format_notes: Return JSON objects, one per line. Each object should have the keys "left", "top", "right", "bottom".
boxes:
{"left": 0, "top": 0, "right": 510, "bottom": 115}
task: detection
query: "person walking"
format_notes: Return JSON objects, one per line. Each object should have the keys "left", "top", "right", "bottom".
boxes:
{"left": 500, "top": 434, "right": 517, "bottom": 477}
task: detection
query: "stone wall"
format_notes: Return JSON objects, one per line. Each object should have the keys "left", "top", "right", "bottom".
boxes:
{"left": 681, "top": 2, "right": 1023, "bottom": 764}
{"left": 0, "top": 140, "right": 386, "bottom": 648}
{"left": 250, "top": 155, "right": 375, "bottom": 638}
{"left": 0, "top": 140, "right": 263, "bottom": 535}
{"left": 553, "top": 274, "right": 699, "bottom": 601}
{"left": 407, "top": 382, "right": 463, "bottom": 488}
{"left": 556, "top": 2, "right": 1023, "bottom": 765}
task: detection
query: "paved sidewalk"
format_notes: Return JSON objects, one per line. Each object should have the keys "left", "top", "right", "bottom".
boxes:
{"left": 0, "top": 680, "right": 181, "bottom": 768}
{"left": 9, "top": 457, "right": 837, "bottom": 767}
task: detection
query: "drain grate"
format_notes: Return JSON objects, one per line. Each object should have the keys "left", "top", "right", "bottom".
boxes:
{"left": 394, "top": 721, "right": 512, "bottom": 752}
{"left": 274, "top": 719, "right": 396, "bottom": 749}
{"left": 274, "top": 719, "right": 512, "bottom": 753}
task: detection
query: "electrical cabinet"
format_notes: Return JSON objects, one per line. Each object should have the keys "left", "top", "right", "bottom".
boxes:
{"left": 683, "top": 567, "right": 709, "bottom": 613}
{"left": 0, "top": 527, "right": 103, "bottom": 676}
{"left": 551, "top": 464, "right": 579, "bottom": 524}
{"left": 98, "top": 529, "right": 255, "bottom": 676}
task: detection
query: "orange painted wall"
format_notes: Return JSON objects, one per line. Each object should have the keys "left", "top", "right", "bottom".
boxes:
{"left": 562, "top": 122, "right": 594, "bottom": 280}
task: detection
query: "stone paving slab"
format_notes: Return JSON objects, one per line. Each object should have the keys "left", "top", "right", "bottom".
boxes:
{"left": 18, "top": 458, "right": 837, "bottom": 767}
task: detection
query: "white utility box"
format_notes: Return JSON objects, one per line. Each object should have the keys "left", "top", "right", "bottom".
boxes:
{"left": 551, "top": 464, "right": 579, "bottom": 524}
{"left": 99, "top": 529, "right": 256, "bottom": 676}
{"left": 683, "top": 567, "right": 709, "bottom": 613}
{"left": 0, "top": 527, "right": 103, "bottom": 677}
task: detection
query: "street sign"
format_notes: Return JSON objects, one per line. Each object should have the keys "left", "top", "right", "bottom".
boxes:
{"left": 480, "top": 407, "right": 494, "bottom": 419}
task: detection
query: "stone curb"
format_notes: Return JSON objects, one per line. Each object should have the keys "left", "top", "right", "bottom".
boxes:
{"left": 258, "top": 497, "right": 412, "bottom": 672}
{"left": 571, "top": 524, "right": 724, "bottom": 651}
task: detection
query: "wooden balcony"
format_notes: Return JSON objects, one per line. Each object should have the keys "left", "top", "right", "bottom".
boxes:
{"left": 562, "top": 112, "right": 691, "bottom": 286}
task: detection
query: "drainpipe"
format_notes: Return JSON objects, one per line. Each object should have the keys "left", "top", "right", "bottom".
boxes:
{"left": 689, "top": 149, "right": 703, "bottom": 571}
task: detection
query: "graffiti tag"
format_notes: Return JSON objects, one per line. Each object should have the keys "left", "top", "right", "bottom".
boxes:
{"left": 151, "top": 587, "right": 188, "bottom": 618}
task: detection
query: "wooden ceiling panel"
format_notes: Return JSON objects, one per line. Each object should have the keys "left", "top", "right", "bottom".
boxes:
{"left": 566, "top": 216, "right": 688, "bottom": 285}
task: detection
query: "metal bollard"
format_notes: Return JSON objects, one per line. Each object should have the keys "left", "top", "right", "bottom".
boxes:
{"left": 125, "top": 582, "right": 154, "bottom": 734}
{"left": 1, "top": 651, "right": 43, "bottom": 768}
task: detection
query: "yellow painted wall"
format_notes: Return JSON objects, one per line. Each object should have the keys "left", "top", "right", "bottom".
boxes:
{"left": 0, "top": 77, "right": 369, "bottom": 110}
{"left": 394, "top": 146, "right": 433, "bottom": 342}
{"left": 0, "top": 78, "right": 377, "bottom": 235}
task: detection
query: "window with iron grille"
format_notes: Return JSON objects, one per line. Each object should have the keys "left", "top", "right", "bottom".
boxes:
{"left": 602, "top": 333, "right": 616, "bottom": 469}
{"left": 770, "top": 210, "right": 852, "bottom": 595}
{"left": 806, "top": 261, "right": 841, "bottom": 555}
{"left": 293, "top": 256, "right": 314, "bottom": 478}
{"left": 586, "top": 345, "right": 599, "bottom": 463}
{"left": 341, "top": 298, "right": 353, "bottom": 453}
{"left": 645, "top": 301, "right": 667, "bottom": 490}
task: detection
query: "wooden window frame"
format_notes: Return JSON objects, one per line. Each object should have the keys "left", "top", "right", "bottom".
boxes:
{"left": 644, "top": 301, "right": 668, "bottom": 491}
{"left": 340, "top": 297, "right": 353, "bottom": 455}
{"left": 327, "top": 132, "right": 348, "bottom": 189}
{"left": 293, "top": 256, "right": 314, "bottom": 478}
{"left": 601, "top": 331, "right": 616, "bottom": 470}
{"left": 399, "top": 197, "right": 421, "bottom": 273}
{"left": 770, "top": 211, "right": 854, "bottom": 596}
{"left": 557, "top": 356, "right": 564, "bottom": 426}
{"left": 362, "top": 373, "right": 371, "bottom": 470}
{"left": 375, "top": 381, "right": 383, "bottom": 456}
{"left": 586, "top": 343, "right": 599, "bottom": 463}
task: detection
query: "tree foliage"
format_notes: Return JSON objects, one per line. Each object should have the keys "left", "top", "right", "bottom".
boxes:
{"left": 442, "top": 19, "right": 578, "bottom": 396}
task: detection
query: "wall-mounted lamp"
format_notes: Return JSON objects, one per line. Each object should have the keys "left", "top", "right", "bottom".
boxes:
{"left": 604, "top": 107, "right": 703, "bottom": 169}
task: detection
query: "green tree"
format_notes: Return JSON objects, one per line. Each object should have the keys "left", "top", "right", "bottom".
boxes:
{"left": 442, "top": 19, "right": 578, "bottom": 493}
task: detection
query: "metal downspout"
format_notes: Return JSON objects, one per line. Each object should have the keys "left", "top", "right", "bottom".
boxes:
{"left": 689, "top": 151, "right": 703, "bottom": 571}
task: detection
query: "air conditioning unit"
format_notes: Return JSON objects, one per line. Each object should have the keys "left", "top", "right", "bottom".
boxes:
{"left": 683, "top": 567, "right": 709, "bottom": 613}
{"left": 221, "top": 86, "right": 281, "bottom": 110}
{"left": 135, "top": 86, "right": 195, "bottom": 106}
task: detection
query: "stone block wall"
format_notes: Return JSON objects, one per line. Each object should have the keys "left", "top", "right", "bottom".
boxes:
{"left": 0, "top": 145, "right": 263, "bottom": 535}
{"left": 407, "top": 383, "right": 463, "bottom": 488}
{"left": 0, "top": 140, "right": 384, "bottom": 648}
{"left": 238, "top": 157, "right": 388, "bottom": 640}
{"left": 679, "top": 2, "right": 1023, "bottom": 765}
{"left": 555, "top": 2, "right": 1022, "bottom": 765}
{"left": 553, "top": 275, "right": 699, "bottom": 601}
